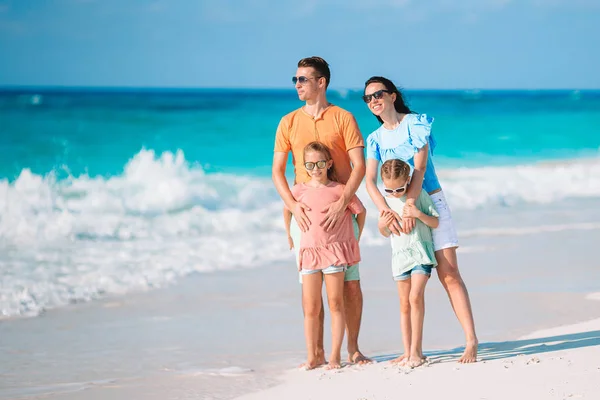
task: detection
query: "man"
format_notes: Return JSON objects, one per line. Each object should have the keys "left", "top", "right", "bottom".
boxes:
{"left": 272, "top": 56, "right": 369, "bottom": 365}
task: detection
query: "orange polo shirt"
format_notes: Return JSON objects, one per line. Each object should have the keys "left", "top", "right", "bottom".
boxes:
{"left": 274, "top": 105, "right": 365, "bottom": 184}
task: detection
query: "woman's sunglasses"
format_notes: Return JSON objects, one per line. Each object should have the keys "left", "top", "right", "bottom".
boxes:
{"left": 384, "top": 183, "right": 408, "bottom": 194}
{"left": 362, "top": 89, "right": 392, "bottom": 103}
{"left": 292, "top": 76, "right": 322, "bottom": 85}
{"left": 304, "top": 160, "right": 328, "bottom": 170}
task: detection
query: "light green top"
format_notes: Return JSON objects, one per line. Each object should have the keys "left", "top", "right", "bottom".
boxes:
{"left": 387, "top": 190, "right": 439, "bottom": 277}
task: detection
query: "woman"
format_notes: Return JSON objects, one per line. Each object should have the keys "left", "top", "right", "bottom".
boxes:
{"left": 362, "top": 76, "right": 478, "bottom": 363}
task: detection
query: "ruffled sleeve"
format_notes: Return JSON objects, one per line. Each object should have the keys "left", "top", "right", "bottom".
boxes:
{"left": 407, "top": 114, "right": 436, "bottom": 155}
{"left": 365, "top": 132, "right": 381, "bottom": 161}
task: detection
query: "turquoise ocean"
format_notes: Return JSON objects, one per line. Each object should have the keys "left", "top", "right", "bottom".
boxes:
{"left": 1, "top": 88, "right": 600, "bottom": 319}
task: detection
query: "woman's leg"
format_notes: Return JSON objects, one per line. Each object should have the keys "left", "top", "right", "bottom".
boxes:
{"left": 323, "top": 271, "right": 346, "bottom": 369}
{"left": 408, "top": 273, "right": 429, "bottom": 367}
{"left": 435, "top": 247, "right": 478, "bottom": 363}
{"left": 302, "top": 272, "right": 324, "bottom": 369}
{"left": 391, "top": 278, "right": 412, "bottom": 365}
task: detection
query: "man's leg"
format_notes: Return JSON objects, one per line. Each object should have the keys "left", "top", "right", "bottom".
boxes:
{"left": 344, "top": 273, "right": 369, "bottom": 364}
{"left": 345, "top": 216, "right": 370, "bottom": 364}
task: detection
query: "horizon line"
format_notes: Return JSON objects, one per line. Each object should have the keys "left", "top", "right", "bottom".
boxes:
{"left": 0, "top": 85, "right": 598, "bottom": 93}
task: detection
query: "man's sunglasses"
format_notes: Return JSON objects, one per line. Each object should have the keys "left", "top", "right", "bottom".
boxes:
{"left": 362, "top": 89, "right": 392, "bottom": 103}
{"left": 292, "top": 76, "right": 322, "bottom": 85}
{"left": 304, "top": 160, "right": 328, "bottom": 170}
{"left": 384, "top": 184, "right": 408, "bottom": 194}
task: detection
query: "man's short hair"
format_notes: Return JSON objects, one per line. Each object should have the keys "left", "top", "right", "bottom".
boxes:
{"left": 298, "top": 56, "right": 331, "bottom": 88}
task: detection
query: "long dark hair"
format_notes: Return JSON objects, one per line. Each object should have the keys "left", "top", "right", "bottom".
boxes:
{"left": 364, "top": 76, "right": 414, "bottom": 124}
{"left": 303, "top": 141, "right": 338, "bottom": 182}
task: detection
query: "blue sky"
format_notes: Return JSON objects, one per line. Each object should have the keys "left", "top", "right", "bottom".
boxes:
{"left": 0, "top": 0, "right": 599, "bottom": 89}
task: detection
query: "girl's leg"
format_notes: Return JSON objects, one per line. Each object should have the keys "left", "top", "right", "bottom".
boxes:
{"left": 300, "top": 286, "right": 326, "bottom": 367}
{"left": 408, "top": 273, "right": 429, "bottom": 367}
{"left": 302, "top": 272, "right": 324, "bottom": 370}
{"left": 323, "top": 271, "right": 346, "bottom": 369}
{"left": 435, "top": 247, "right": 478, "bottom": 363}
{"left": 391, "top": 278, "right": 412, "bottom": 365}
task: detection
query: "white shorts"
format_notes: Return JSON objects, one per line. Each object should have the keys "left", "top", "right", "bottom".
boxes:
{"left": 430, "top": 190, "right": 459, "bottom": 251}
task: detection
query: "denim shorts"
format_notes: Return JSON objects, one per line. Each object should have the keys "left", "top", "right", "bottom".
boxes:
{"left": 394, "top": 264, "right": 433, "bottom": 281}
{"left": 301, "top": 265, "right": 347, "bottom": 276}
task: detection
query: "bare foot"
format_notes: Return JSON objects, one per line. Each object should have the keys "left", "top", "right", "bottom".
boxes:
{"left": 406, "top": 355, "right": 426, "bottom": 368}
{"left": 325, "top": 358, "right": 342, "bottom": 370}
{"left": 348, "top": 351, "right": 372, "bottom": 365}
{"left": 458, "top": 339, "right": 478, "bottom": 363}
{"left": 298, "top": 349, "right": 326, "bottom": 369}
{"left": 301, "top": 359, "right": 319, "bottom": 371}
{"left": 390, "top": 353, "right": 409, "bottom": 365}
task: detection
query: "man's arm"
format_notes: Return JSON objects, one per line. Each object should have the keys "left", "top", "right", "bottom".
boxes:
{"left": 272, "top": 151, "right": 311, "bottom": 232}
{"left": 342, "top": 147, "right": 366, "bottom": 205}
{"left": 321, "top": 147, "right": 365, "bottom": 231}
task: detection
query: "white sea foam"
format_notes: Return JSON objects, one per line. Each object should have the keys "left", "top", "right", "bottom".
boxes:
{"left": 1, "top": 150, "right": 600, "bottom": 318}
{"left": 585, "top": 293, "right": 600, "bottom": 301}
{"left": 437, "top": 157, "right": 600, "bottom": 209}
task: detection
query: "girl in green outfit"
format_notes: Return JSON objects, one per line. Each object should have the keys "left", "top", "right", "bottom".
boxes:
{"left": 377, "top": 159, "right": 439, "bottom": 368}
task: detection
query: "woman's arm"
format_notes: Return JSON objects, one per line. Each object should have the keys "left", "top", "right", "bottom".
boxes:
{"left": 402, "top": 144, "right": 429, "bottom": 233}
{"left": 365, "top": 158, "right": 388, "bottom": 212}
{"left": 366, "top": 158, "right": 402, "bottom": 235}
{"left": 406, "top": 144, "right": 428, "bottom": 201}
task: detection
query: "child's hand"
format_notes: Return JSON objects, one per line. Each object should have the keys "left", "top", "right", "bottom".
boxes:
{"left": 378, "top": 210, "right": 396, "bottom": 231}
{"left": 287, "top": 235, "right": 294, "bottom": 250}
{"left": 403, "top": 203, "right": 422, "bottom": 219}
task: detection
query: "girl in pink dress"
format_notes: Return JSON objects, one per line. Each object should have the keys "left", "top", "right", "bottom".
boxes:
{"left": 285, "top": 141, "right": 366, "bottom": 370}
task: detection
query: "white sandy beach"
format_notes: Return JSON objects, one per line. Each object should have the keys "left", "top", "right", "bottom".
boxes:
{"left": 235, "top": 316, "right": 600, "bottom": 400}
{"left": 1, "top": 202, "right": 600, "bottom": 400}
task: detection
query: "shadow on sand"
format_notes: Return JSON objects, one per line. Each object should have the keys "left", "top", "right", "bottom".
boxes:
{"left": 372, "top": 330, "right": 600, "bottom": 363}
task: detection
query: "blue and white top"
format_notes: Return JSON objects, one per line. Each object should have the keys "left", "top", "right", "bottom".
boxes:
{"left": 366, "top": 113, "right": 441, "bottom": 193}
